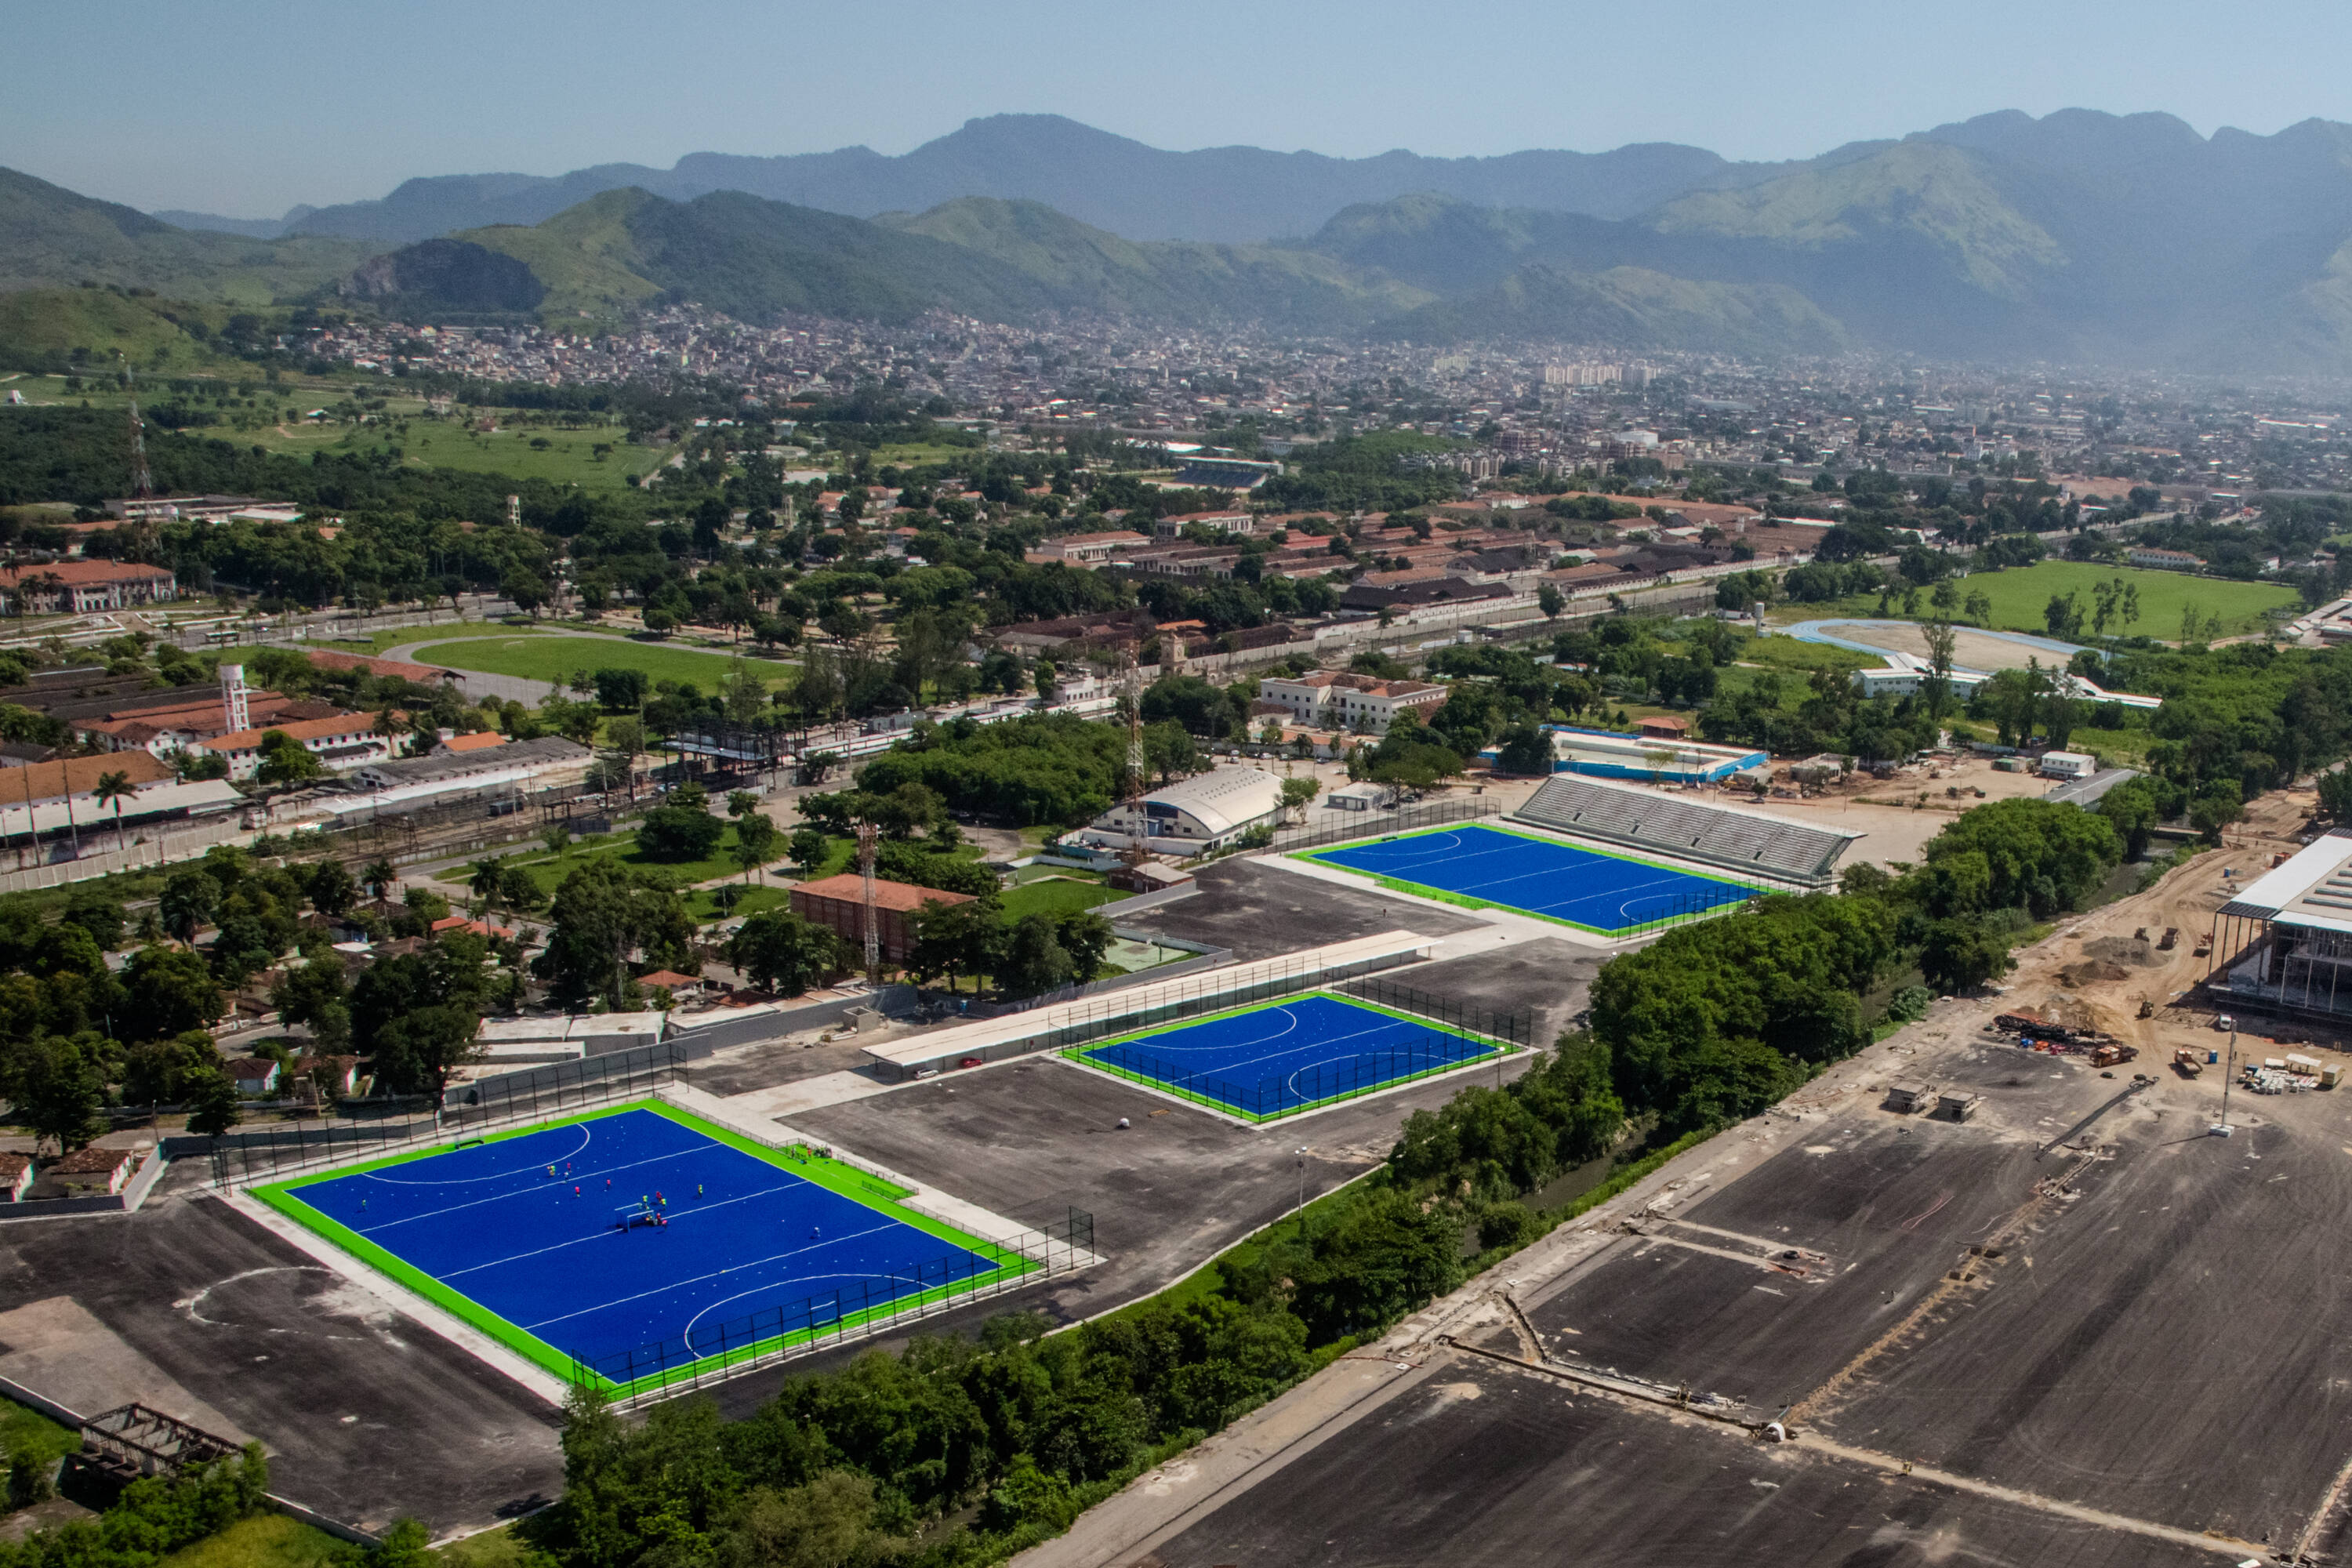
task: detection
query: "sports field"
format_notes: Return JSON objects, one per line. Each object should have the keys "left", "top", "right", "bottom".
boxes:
{"left": 1298, "top": 822, "right": 1755, "bottom": 936}
{"left": 257, "top": 1103, "right": 1029, "bottom": 1395}
{"left": 1067, "top": 993, "right": 1508, "bottom": 1121}
{"left": 412, "top": 635, "right": 796, "bottom": 691}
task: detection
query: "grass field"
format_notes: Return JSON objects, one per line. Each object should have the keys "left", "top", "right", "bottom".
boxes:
{"left": 996, "top": 876, "right": 1122, "bottom": 923}
{"left": 1770, "top": 560, "right": 2299, "bottom": 642}
{"left": 159, "top": 1515, "right": 351, "bottom": 1568}
{"left": 0, "top": 1394, "right": 78, "bottom": 1471}
{"left": 412, "top": 634, "right": 795, "bottom": 691}
{"left": 516, "top": 823, "right": 780, "bottom": 895}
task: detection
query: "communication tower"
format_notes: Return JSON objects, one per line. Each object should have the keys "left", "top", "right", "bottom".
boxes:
{"left": 855, "top": 821, "right": 881, "bottom": 983}
{"left": 125, "top": 364, "right": 152, "bottom": 503}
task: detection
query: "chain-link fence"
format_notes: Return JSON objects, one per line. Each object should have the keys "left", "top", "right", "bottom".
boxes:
{"left": 1271, "top": 795, "right": 1503, "bottom": 856}
{"left": 207, "top": 1043, "right": 688, "bottom": 1188}
{"left": 1335, "top": 973, "right": 1535, "bottom": 1051}
{"left": 1081, "top": 1029, "right": 1504, "bottom": 1123}
{"left": 575, "top": 1208, "right": 1097, "bottom": 1407}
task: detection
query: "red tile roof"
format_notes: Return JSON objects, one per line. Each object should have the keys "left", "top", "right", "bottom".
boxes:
{"left": 792, "top": 873, "right": 980, "bottom": 913}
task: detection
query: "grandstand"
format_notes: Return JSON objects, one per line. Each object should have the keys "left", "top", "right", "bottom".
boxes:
{"left": 1508, "top": 775, "right": 1863, "bottom": 891}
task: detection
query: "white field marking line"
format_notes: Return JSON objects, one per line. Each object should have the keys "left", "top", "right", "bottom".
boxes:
{"left": 521, "top": 1221, "right": 906, "bottom": 1332}
{"left": 441, "top": 1178, "right": 810, "bottom": 1279}
{"left": 1338, "top": 828, "right": 1467, "bottom": 866}
{"left": 352, "top": 1123, "right": 595, "bottom": 1187}
{"left": 1094, "top": 1006, "right": 1303, "bottom": 1060}
{"left": 1112, "top": 1014, "right": 1479, "bottom": 1090}
{"left": 1611, "top": 880, "right": 1748, "bottom": 923}
{"left": 1342, "top": 833, "right": 1740, "bottom": 919}
{"left": 680, "top": 1257, "right": 1004, "bottom": 1356}
{"left": 345, "top": 1145, "right": 716, "bottom": 1236}
{"left": 1282, "top": 1040, "right": 1492, "bottom": 1102}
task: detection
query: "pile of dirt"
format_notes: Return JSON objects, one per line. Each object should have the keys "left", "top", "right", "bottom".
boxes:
{"left": 2059, "top": 960, "right": 2132, "bottom": 987}
{"left": 2081, "top": 936, "right": 2161, "bottom": 967}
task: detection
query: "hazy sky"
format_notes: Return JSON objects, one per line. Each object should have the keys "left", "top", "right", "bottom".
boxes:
{"left": 18, "top": 0, "right": 2352, "bottom": 216}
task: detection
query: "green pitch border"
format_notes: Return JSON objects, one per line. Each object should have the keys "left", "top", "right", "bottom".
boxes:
{"left": 253, "top": 1099, "right": 1037, "bottom": 1399}
{"left": 1059, "top": 989, "right": 1519, "bottom": 1123}
{"left": 1292, "top": 820, "right": 1762, "bottom": 938}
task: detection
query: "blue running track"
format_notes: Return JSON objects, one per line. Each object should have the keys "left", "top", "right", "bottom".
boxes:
{"left": 1073, "top": 993, "right": 1499, "bottom": 1120}
{"left": 1301, "top": 823, "right": 1751, "bottom": 934}
{"left": 272, "top": 1107, "right": 1014, "bottom": 1383}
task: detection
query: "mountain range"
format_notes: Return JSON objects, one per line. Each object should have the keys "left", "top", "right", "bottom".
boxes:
{"left": 15, "top": 109, "right": 2352, "bottom": 369}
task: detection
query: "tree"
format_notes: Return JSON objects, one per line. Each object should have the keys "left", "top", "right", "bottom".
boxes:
{"left": 1278, "top": 777, "right": 1320, "bottom": 820}
{"left": 360, "top": 858, "right": 398, "bottom": 903}
{"left": 93, "top": 769, "right": 134, "bottom": 855}
{"left": 122, "top": 943, "right": 224, "bottom": 1038}
{"left": 728, "top": 909, "right": 844, "bottom": 996}
{"left": 1920, "top": 618, "right": 1958, "bottom": 720}
{"left": 638, "top": 782, "right": 725, "bottom": 862}
{"left": 907, "top": 898, "right": 999, "bottom": 990}
{"left": 734, "top": 812, "right": 779, "bottom": 883}
{"left": 184, "top": 1065, "right": 243, "bottom": 1138}
{"left": 1963, "top": 587, "right": 1992, "bottom": 626}
{"left": 1537, "top": 582, "right": 1564, "bottom": 620}
{"left": 1495, "top": 724, "right": 1553, "bottom": 776}
{"left": 1919, "top": 916, "right": 2016, "bottom": 993}
{"left": 306, "top": 859, "right": 356, "bottom": 917}
{"left": 158, "top": 869, "right": 219, "bottom": 944}
{"left": 534, "top": 861, "right": 697, "bottom": 1011}
{"left": 995, "top": 913, "right": 1076, "bottom": 999}
{"left": 594, "top": 668, "right": 650, "bottom": 711}
{"left": 271, "top": 956, "right": 351, "bottom": 1051}
{"left": 789, "top": 826, "right": 829, "bottom": 876}
{"left": 18, "top": 1040, "right": 105, "bottom": 1153}
{"left": 254, "top": 730, "right": 322, "bottom": 789}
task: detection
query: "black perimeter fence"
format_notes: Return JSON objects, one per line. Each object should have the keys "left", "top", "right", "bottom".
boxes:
{"left": 1271, "top": 794, "right": 1503, "bottom": 856}
{"left": 207, "top": 1042, "right": 689, "bottom": 1188}
{"left": 575, "top": 1207, "right": 1097, "bottom": 1406}
{"left": 1604, "top": 878, "right": 1775, "bottom": 939}
{"left": 1072, "top": 974, "right": 1538, "bottom": 1123}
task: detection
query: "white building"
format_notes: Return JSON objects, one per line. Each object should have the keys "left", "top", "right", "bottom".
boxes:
{"left": 1080, "top": 767, "right": 1287, "bottom": 853}
{"left": 196, "top": 714, "right": 394, "bottom": 781}
{"left": 1256, "top": 670, "right": 1449, "bottom": 735}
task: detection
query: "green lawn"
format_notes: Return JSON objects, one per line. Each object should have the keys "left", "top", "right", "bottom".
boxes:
{"left": 168, "top": 416, "right": 668, "bottom": 497}
{"left": 409, "top": 634, "right": 796, "bottom": 691}
{"left": 1769, "top": 560, "right": 2299, "bottom": 643}
{"left": 996, "top": 876, "right": 1122, "bottom": 922}
{"left": 686, "top": 883, "right": 793, "bottom": 923}
{"left": 0, "top": 1396, "right": 78, "bottom": 1470}
{"left": 160, "top": 1515, "right": 350, "bottom": 1568}
{"left": 516, "top": 822, "right": 780, "bottom": 895}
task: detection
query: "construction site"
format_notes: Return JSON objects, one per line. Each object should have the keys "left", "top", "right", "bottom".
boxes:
{"left": 1018, "top": 781, "right": 2352, "bottom": 1568}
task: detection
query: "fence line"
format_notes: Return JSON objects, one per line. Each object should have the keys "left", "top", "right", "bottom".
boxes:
{"left": 1081, "top": 1029, "right": 1502, "bottom": 1123}
{"left": 1269, "top": 795, "right": 1504, "bottom": 856}
{"left": 208, "top": 1042, "right": 688, "bottom": 1188}
{"left": 1336, "top": 972, "right": 1534, "bottom": 1051}
{"left": 575, "top": 1207, "right": 1097, "bottom": 1408}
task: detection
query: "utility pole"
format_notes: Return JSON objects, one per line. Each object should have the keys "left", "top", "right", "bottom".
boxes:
{"left": 2212, "top": 1023, "right": 2238, "bottom": 1137}
{"left": 856, "top": 821, "right": 880, "bottom": 985}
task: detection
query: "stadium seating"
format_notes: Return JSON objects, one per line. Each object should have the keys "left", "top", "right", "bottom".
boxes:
{"left": 1509, "top": 775, "right": 1860, "bottom": 887}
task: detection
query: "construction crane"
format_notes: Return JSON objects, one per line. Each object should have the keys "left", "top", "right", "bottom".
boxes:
{"left": 855, "top": 821, "right": 881, "bottom": 984}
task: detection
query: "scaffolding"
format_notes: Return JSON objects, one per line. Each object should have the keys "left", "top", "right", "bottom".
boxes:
{"left": 78, "top": 1405, "right": 239, "bottom": 1483}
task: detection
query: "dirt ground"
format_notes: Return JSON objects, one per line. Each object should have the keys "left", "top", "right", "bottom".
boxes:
{"left": 1835, "top": 622, "right": 2064, "bottom": 673}
{"left": 1024, "top": 838, "right": 2352, "bottom": 1568}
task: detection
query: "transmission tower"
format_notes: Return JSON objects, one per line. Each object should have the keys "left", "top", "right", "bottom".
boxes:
{"left": 855, "top": 821, "right": 881, "bottom": 983}
{"left": 124, "top": 364, "right": 152, "bottom": 503}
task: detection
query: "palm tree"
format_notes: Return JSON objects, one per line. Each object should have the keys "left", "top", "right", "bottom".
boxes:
{"left": 469, "top": 855, "right": 509, "bottom": 920}
{"left": 93, "top": 770, "right": 133, "bottom": 857}
{"left": 360, "top": 857, "right": 397, "bottom": 905}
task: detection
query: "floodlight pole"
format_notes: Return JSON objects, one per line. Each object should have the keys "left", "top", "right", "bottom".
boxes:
{"left": 2212, "top": 1025, "right": 2238, "bottom": 1137}
{"left": 1294, "top": 1146, "right": 1308, "bottom": 1233}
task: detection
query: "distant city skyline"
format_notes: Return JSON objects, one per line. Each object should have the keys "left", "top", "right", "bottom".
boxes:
{"left": 16, "top": 0, "right": 2352, "bottom": 218}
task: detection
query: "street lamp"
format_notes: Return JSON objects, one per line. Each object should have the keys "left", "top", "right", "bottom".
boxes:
{"left": 2212, "top": 1023, "right": 2239, "bottom": 1137}
{"left": 1294, "top": 1147, "right": 1308, "bottom": 1232}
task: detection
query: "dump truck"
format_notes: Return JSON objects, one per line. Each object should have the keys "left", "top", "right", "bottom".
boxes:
{"left": 2090, "top": 1043, "right": 2140, "bottom": 1069}
{"left": 2160, "top": 927, "right": 2180, "bottom": 950}
{"left": 2172, "top": 1047, "right": 2203, "bottom": 1078}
